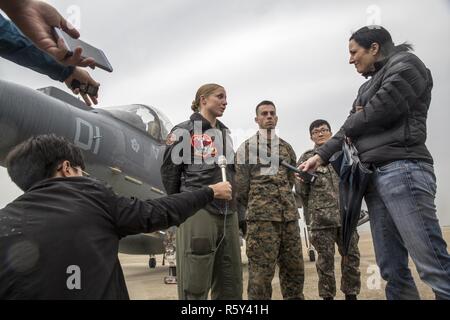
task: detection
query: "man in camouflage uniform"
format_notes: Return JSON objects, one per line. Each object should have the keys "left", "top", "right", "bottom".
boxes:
{"left": 236, "top": 101, "right": 305, "bottom": 300}
{"left": 297, "top": 119, "right": 361, "bottom": 300}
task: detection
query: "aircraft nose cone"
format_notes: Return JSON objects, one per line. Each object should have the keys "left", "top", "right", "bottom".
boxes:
{"left": 0, "top": 80, "right": 70, "bottom": 166}
{"left": 0, "top": 80, "right": 25, "bottom": 164}
{"left": 0, "top": 121, "right": 20, "bottom": 164}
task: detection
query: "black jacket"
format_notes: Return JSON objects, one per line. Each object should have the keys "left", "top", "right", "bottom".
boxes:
{"left": 317, "top": 49, "right": 434, "bottom": 166}
{"left": 161, "top": 113, "right": 236, "bottom": 215}
{"left": 0, "top": 177, "right": 213, "bottom": 300}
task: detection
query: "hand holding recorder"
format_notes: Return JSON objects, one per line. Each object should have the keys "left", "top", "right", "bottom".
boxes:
{"left": 64, "top": 67, "right": 100, "bottom": 107}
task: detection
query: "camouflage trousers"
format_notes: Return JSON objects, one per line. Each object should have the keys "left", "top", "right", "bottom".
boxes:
{"left": 246, "top": 221, "right": 305, "bottom": 300}
{"left": 310, "top": 228, "right": 361, "bottom": 298}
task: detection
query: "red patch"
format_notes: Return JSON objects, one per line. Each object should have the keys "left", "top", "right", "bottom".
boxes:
{"left": 191, "top": 134, "right": 216, "bottom": 159}
{"left": 165, "top": 133, "right": 177, "bottom": 146}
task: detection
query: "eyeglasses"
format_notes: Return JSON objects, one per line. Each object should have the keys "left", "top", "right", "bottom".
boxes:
{"left": 311, "top": 128, "right": 330, "bottom": 136}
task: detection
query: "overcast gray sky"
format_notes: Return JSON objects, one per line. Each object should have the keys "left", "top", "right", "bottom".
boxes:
{"left": 0, "top": 0, "right": 449, "bottom": 226}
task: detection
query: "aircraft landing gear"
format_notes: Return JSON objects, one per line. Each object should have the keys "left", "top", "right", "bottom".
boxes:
{"left": 301, "top": 221, "right": 316, "bottom": 262}
{"left": 308, "top": 248, "right": 316, "bottom": 262}
{"left": 164, "top": 266, "right": 177, "bottom": 285}
{"left": 164, "top": 245, "right": 177, "bottom": 284}
{"left": 149, "top": 255, "right": 157, "bottom": 269}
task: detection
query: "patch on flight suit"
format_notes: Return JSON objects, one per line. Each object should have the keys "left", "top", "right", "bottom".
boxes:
{"left": 191, "top": 134, "right": 217, "bottom": 159}
{"left": 165, "top": 132, "right": 177, "bottom": 146}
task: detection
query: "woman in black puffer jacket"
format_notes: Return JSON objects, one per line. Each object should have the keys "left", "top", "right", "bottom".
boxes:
{"left": 301, "top": 26, "right": 450, "bottom": 300}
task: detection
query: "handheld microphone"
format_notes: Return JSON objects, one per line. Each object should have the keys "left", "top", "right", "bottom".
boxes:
{"left": 218, "top": 155, "right": 228, "bottom": 182}
{"left": 216, "top": 155, "right": 229, "bottom": 250}
{"left": 279, "top": 159, "right": 318, "bottom": 184}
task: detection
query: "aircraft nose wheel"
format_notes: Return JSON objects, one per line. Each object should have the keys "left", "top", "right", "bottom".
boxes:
{"left": 149, "top": 256, "right": 157, "bottom": 269}
{"left": 308, "top": 249, "right": 316, "bottom": 262}
{"left": 164, "top": 266, "right": 177, "bottom": 284}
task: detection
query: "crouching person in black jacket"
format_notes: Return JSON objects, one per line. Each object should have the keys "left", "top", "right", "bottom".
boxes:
{"left": 0, "top": 134, "right": 232, "bottom": 300}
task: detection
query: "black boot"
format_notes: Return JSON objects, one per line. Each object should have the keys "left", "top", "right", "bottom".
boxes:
{"left": 345, "top": 294, "right": 357, "bottom": 300}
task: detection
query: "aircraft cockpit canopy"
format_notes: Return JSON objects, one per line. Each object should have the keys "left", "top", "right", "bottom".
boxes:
{"left": 103, "top": 105, "right": 173, "bottom": 142}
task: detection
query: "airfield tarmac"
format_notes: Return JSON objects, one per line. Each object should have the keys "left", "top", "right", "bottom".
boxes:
{"left": 119, "top": 227, "right": 450, "bottom": 300}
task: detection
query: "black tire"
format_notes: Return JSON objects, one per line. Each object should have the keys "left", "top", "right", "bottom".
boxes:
{"left": 357, "top": 210, "right": 370, "bottom": 226}
{"left": 309, "top": 249, "right": 316, "bottom": 262}
{"left": 149, "top": 257, "right": 157, "bottom": 269}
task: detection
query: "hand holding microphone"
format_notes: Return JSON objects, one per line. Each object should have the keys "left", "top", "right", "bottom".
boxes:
{"left": 247, "top": 145, "right": 317, "bottom": 183}
{"left": 296, "top": 155, "right": 322, "bottom": 184}
{"left": 208, "top": 155, "right": 232, "bottom": 200}
{"left": 279, "top": 159, "right": 318, "bottom": 184}
{"left": 209, "top": 182, "right": 232, "bottom": 200}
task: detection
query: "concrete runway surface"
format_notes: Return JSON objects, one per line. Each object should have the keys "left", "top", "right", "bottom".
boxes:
{"left": 119, "top": 227, "right": 450, "bottom": 300}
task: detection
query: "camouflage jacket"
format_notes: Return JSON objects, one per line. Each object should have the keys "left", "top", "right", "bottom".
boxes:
{"left": 297, "top": 148, "right": 341, "bottom": 230}
{"left": 235, "top": 133, "right": 299, "bottom": 222}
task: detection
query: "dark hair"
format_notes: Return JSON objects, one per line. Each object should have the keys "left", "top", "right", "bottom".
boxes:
{"left": 350, "top": 25, "right": 413, "bottom": 57}
{"left": 256, "top": 100, "right": 276, "bottom": 115}
{"left": 5, "top": 134, "right": 85, "bottom": 191}
{"left": 309, "top": 120, "right": 331, "bottom": 135}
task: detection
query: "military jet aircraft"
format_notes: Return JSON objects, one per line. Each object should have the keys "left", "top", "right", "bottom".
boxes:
{"left": 0, "top": 79, "right": 177, "bottom": 279}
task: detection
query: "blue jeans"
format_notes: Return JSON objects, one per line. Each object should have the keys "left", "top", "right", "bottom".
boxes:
{"left": 365, "top": 160, "right": 450, "bottom": 300}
